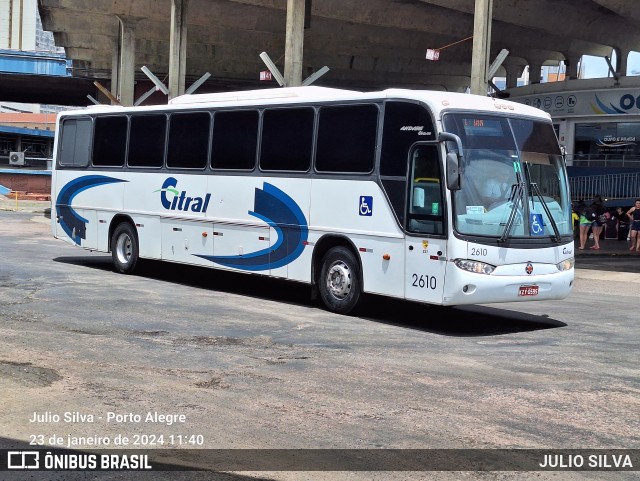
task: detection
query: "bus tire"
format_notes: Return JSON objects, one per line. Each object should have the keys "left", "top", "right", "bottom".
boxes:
{"left": 111, "top": 223, "right": 139, "bottom": 274}
{"left": 319, "top": 246, "right": 362, "bottom": 314}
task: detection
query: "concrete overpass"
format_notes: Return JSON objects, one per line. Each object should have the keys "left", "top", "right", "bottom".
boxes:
{"left": 10, "top": 1, "right": 640, "bottom": 105}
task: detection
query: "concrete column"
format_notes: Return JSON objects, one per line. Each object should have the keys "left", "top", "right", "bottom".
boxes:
{"left": 470, "top": 0, "right": 493, "bottom": 95}
{"left": 116, "top": 16, "right": 138, "bottom": 106}
{"left": 565, "top": 56, "right": 580, "bottom": 80}
{"left": 284, "top": 0, "right": 305, "bottom": 87}
{"left": 528, "top": 63, "right": 542, "bottom": 84}
{"left": 505, "top": 64, "right": 520, "bottom": 89}
{"left": 614, "top": 47, "right": 629, "bottom": 76}
{"left": 169, "top": 0, "right": 190, "bottom": 99}
{"left": 111, "top": 36, "right": 120, "bottom": 100}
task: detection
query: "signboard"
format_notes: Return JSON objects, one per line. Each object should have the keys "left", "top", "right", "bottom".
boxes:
{"left": 425, "top": 49, "right": 440, "bottom": 61}
{"left": 260, "top": 71, "right": 273, "bottom": 81}
{"left": 511, "top": 88, "right": 640, "bottom": 118}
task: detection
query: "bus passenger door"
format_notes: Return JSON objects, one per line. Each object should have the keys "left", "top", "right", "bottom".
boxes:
{"left": 405, "top": 237, "right": 447, "bottom": 304}
{"left": 404, "top": 145, "right": 447, "bottom": 304}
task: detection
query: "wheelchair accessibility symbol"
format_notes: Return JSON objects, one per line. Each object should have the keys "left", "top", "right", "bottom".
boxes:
{"left": 530, "top": 213, "right": 544, "bottom": 236}
{"left": 359, "top": 196, "right": 373, "bottom": 216}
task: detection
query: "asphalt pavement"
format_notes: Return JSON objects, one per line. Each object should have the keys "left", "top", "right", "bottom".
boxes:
{"left": 1, "top": 206, "right": 639, "bottom": 481}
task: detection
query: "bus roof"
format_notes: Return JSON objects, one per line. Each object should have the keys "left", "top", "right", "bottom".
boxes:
{"left": 63, "top": 86, "right": 550, "bottom": 121}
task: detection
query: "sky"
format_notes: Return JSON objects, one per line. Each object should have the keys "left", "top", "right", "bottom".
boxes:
{"left": 580, "top": 51, "right": 640, "bottom": 78}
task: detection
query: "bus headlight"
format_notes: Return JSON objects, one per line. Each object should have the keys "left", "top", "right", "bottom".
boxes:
{"left": 556, "top": 258, "right": 575, "bottom": 271}
{"left": 453, "top": 259, "right": 496, "bottom": 275}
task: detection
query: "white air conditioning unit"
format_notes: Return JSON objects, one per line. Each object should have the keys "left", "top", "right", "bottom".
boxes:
{"left": 9, "top": 152, "right": 25, "bottom": 166}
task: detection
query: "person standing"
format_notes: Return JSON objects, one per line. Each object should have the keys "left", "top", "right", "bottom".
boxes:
{"left": 571, "top": 203, "right": 580, "bottom": 239}
{"left": 588, "top": 195, "right": 605, "bottom": 250}
{"left": 577, "top": 200, "right": 592, "bottom": 250}
{"left": 615, "top": 206, "right": 629, "bottom": 241}
{"left": 627, "top": 199, "right": 640, "bottom": 251}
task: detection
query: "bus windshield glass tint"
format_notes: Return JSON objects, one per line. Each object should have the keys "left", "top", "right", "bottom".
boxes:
{"left": 443, "top": 113, "right": 572, "bottom": 240}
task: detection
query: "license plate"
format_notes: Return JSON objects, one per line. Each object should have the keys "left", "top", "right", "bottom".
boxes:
{"left": 518, "top": 285, "right": 538, "bottom": 296}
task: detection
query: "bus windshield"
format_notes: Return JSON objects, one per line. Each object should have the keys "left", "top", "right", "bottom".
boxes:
{"left": 443, "top": 113, "right": 572, "bottom": 240}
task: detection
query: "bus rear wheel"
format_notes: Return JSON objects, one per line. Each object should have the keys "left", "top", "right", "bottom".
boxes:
{"left": 111, "top": 223, "right": 139, "bottom": 274}
{"left": 319, "top": 246, "right": 362, "bottom": 314}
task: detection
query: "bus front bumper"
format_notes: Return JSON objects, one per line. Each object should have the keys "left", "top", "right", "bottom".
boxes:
{"left": 442, "top": 264, "right": 574, "bottom": 306}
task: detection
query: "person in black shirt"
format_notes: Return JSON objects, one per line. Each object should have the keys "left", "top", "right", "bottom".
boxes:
{"left": 614, "top": 206, "right": 629, "bottom": 241}
{"left": 588, "top": 195, "right": 605, "bottom": 250}
{"left": 626, "top": 199, "right": 640, "bottom": 251}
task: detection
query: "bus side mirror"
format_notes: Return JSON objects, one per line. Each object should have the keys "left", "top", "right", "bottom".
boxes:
{"left": 446, "top": 152, "right": 460, "bottom": 191}
{"left": 438, "top": 132, "right": 463, "bottom": 191}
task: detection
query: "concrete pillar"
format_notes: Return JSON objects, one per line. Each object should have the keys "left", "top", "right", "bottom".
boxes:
{"left": 470, "top": 0, "right": 493, "bottom": 95}
{"left": 284, "top": 0, "right": 305, "bottom": 87}
{"left": 505, "top": 64, "right": 520, "bottom": 89}
{"left": 111, "top": 37, "right": 120, "bottom": 101}
{"left": 116, "top": 16, "right": 138, "bottom": 106}
{"left": 169, "top": 0, "right": 190, "bottom": 99}
{"left": 614, "top": 47, "right": 629, "bottom": 76}
{"left": 565, "top": 56, "right": 580, "bottom": 80}
{"left": 528, "top": 63, "right": 542, "bottom": 84}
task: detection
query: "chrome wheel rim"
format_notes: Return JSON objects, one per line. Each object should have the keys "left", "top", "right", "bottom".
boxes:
{"left": 326, "top": 261, "right": 352, "bottom": 300}
{"left": 115, "top": 233, "right": 132, "bottom": 265}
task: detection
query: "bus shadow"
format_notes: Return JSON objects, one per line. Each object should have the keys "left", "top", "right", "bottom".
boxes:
{"left": 54, "top": 255, "right": 114, "bottom": 271}
{"left": 53, "top": 256, "right": 566, "bottom": 337}
{"left": 358, "top": 297, "right": 567, "bottom": 337}
{"left": 53, "top": 256, "right": 313, "bottom": 306}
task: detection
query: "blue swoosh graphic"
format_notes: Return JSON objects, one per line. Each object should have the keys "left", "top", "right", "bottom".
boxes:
{"left": 197, "top": 182, "right": 309, "bottom": 271}
{"left": 57, "top": 175, "right": 128, "bottom": 245}
{"left": 594, "top": 94, "right": 626, "bottom": 115}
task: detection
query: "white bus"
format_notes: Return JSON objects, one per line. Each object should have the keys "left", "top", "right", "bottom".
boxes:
{"left": 51, "top": 86, "right": 574, "bottom": 314}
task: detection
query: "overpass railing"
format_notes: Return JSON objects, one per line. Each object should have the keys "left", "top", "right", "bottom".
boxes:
{"left": 566, "top": 154, "right": 640, "bottom": 168}
{"left": 568, "top": 172, "right": 640, "bottom": 201}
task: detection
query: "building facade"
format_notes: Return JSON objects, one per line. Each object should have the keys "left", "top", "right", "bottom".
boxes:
{"left": 0, "top": 0, "right": 37, "bottom": 51}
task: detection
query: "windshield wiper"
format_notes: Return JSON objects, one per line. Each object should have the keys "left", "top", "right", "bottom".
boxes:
{"left": 499, "top": 182, "right": 524, "bottom": 243}
{"left": 529, "top": 182, "right": 561, "bottom": 242}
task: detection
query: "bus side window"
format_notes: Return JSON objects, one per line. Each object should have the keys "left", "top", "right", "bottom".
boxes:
{"left": 128, "top": 114, "right": 166, "bottom": 168}
{"left": 260, "top": 107, "right": 314, "bottom": 172}
{"left": 379, "top": 101, "right": 437, "bottom": 227}
{"left": 380, "top": 101, "right": 436, "bottom": 176}
{"left": 211, "top": 110, "right": 259, "bottom": 170}
{"left": 315, "top": 104, "right": 378, "bottom": 173}
{"left": 59, "top": 118, "right": 92, "bottom": 167}
{"left": 167, "top": 112, "right": 210, "bottom": 169}
{"left": 93, "top": 116, "right": 127, "bottom": 167}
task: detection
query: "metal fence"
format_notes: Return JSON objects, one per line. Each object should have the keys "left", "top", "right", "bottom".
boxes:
{"left": 566, "top": 155, "right": 640, "bottom": 168}
{"left": 569, "top": 172, "right": 640, "bottom": 201}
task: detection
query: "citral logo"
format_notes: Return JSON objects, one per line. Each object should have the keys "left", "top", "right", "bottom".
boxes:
{"left": 156, "top": 177, "right": 211, "bottom": 213}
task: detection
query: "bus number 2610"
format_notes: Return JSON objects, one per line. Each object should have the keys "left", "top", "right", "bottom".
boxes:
{"left": 411, "top": 274, "right": 437, "bottom": 289}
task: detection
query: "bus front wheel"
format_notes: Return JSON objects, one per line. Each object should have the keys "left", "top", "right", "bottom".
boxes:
{"left": 111, "top": 223, "right": 139, "bottom": 274}
{"left": 319, "top": 246, "right": 362, "bottom": 314}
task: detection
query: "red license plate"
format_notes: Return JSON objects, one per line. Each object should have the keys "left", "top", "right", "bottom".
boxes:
{"left": 518, "top": 285, "right": 539, "bottom": 296}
